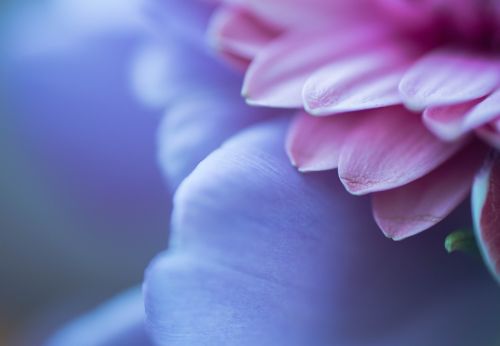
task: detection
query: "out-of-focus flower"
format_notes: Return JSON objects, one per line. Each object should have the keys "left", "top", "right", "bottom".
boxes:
{"left": 205, "top": 0, "right": 500, "bottom": 281}
{"left": 133, "top": 1, "right": 500, "bottom": 344}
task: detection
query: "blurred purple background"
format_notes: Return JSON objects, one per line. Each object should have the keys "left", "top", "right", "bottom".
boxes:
{"left": 0, "top": 0, "right": 168, "bottom": 343}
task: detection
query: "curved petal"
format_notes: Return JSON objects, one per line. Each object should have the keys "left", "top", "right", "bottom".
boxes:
{"left": 158, "top": 94, "right": 275, "bottom": 191}
{"left": 373, "top": 142, "right": 487, "bottom": 240}
{"left": 463, "top": 89, "right": 500, "bottom": 130}
{"left": 46, "top": 288, "right": 151, "bottom": 346}
{"left": 222, "top": 0, "right": 361, "bottom": 29}
{"left": 399, "top": 50, "right": 500, "bottom": 111}
{"left": 144, "top": 36, "right": 277, "bottom": 190}
{"left": 303, "top": 43, "right": 419, "bottom": 115}
{"left": 207, "top": 5, "right": 278, "bottom": 66}
{"left": 286, "top": 111, "right": 367, "bottom": 172}
{"left": 243, "top": 22, "right": 394, "bottom": 108}
{"left": 337, "top": 106, "right": 467, "bottom": 195}
{"left": 422, "top": 100, "right": 480, "bottom": 141}
{"left": 472, "top": 152, "right": 500, "bottom": 284}
{"left": 145, "top": 118, "right": 500, "bottom": 345}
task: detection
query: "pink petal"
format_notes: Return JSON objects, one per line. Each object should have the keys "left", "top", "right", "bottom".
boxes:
{"left": 243, "top": 22, "right": 395, "bottom": 108}
{"left": 422, "top": 99, "right": 480, "bottom": 141}
{"left": 463, "top": 89, "right": 500, "bottom": 131}
{"left": 207, "top": 5, "right": 278, "bottom": 63}
{"left": 303, "top": 43, "right": 420, "bottom": 115}
{"left": 472, "top": 152, "right": 500, "bottom": 284}
{"left": 373, "top": 142, "right": 487, "bottom": 240}
{"left": 399, "top": 50, "right": 500, "bottom": 111}
{"left": 223, "top": 0, "right": 372, "bottom": 29}
{"left": 286, "top": 111, "right": 367, "bottom": 172}
{"left": 338, "top": 106, "right": 468, "bottom": 195}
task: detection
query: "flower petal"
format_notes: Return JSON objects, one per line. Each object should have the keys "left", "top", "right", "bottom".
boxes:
{"left": 207, "top": 5, "right": 278, "bottom": 65}
{"left": 222, "top": 0, "right": 357, "bottom": 29}
{"left": 303, "top": 42, "right": 418, "bottom": 115}
{"left": 243, "top": 22, "right": 394, "bottom": 108}
{"left": 286, "top": 111, "right": 367, "bottom": 172}
{"left": 373, "top": 142, "right": 487, "bottom": 240}
{"left": 422, "top": 100, "right": 480, "bottom": 141}
{"left": 338, "top": 106, "right": 468, "bottom": 195}
{"left": 472, "top": 152, "right": 500, "bottom": 284}
{"left": 151, "top": 36, "right": 276, "bottom": 190}
{"left": 145, "top": 118, "right": 500, "bottom": 345}
{"left": 463, "top": 89, "right": 500, "bottom": 131}
{"left": 399, "top": 50, "right": 500, "bottom": 111}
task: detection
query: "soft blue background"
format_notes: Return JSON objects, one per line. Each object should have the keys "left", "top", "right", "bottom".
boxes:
{"left": 0, "top": 1, "right": 168, "bottom": 342}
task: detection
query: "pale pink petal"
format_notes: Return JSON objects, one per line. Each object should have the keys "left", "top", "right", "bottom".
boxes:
{"left": 286, "top": 111, "right": 368, "bottom": 172}
{"left": 463, "top": 89, "right": 500, "bottom": 131}
{"left": 223, "top": 0, "right": 373, "bottom": 29}
{"left": 422, "top": 99, "right": 480, "bottom": 141}
{"left": 338, "top": 106, "right": 468, "bottom": 195}
{"left": 373, "top": 142, "right": 487, "bottom": 240}
{"left": 399, "top": 50, "right": 500, "bottom": 111}
{"left": 207, "top": 5, "right": 278, "bottom": 63}
{"left": 243, "top": 23, "right": 395, "bottom": 108}
{"left": 472, "top": 152, "right": 500, "bottom": 283}
{"left": 303, "top": 43, "right": 420, "bottom": 115}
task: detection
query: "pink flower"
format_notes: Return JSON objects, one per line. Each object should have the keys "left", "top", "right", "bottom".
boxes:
{"left": 208, "top": 0, "right": 500, "bottom": 281}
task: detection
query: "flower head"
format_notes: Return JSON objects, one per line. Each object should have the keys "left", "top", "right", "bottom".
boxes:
{"left": 208, "top": 0, "right": 500, "bottom": 280}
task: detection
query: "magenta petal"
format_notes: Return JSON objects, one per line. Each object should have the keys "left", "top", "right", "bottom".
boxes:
{"left": 399, "top": 50, "right": 500, "bottom": 111}
{"left": 472, "top": 153, "right": 500, "bottom": 284}
{"left": 463, "top": 89, "right": 500, "bottom": 131}
{"left": 373, "top": 142, "right": 487, "bottom": 240}
{"left": 423, "top": 100, "right": 480, "bottom": 141}
{"left": 286, "top": 111, "right": 366, "bottom": 172}
{"left": 242, "top": 22, "right": 393, "bottom": 108}
{"left": 338, "top": 106, "right": 468, "bottom": 195}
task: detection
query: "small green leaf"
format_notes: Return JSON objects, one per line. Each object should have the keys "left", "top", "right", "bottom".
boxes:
{"left": 444, "top": 229, "right": 479, "bottom": 255}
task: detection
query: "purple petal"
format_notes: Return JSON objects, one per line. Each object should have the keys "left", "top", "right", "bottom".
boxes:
{"left": 145, "top": 118, "right": 500, "bottom": 345}
{"left": 150, "top": 36, "right": 278, "bottom": 190}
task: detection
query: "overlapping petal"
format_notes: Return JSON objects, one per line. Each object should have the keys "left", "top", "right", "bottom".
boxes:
{"left": 303, "top": 42, "right": 420, "bottom": 115}
{"left": 140, "top": 34, "right": 277, "bottom": 190}
{"left": 243, "top": 22, "right": 395, "bottom": 108}
{"left": 286, "top": 111, "right": 365, "bottom": 172}
{"left": 146, "top": 118, "right": 500, "bottom": 345}
{"left": 373, "top": 142, "right": 487, "bottom": 239}
{"left": 399, "top": 50, "right": 500, "bottom": 111}
{"left": 207, "top": 5, "right": 278, "bottom": 68}
{"left": 222, "top": 0, "right": 362, "bottom": 29}
{"left": 336, "top": 106, "right": 467, "bottom": 195}
{"left": 422, "top": 100, "right": 480, "bottom": 141}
